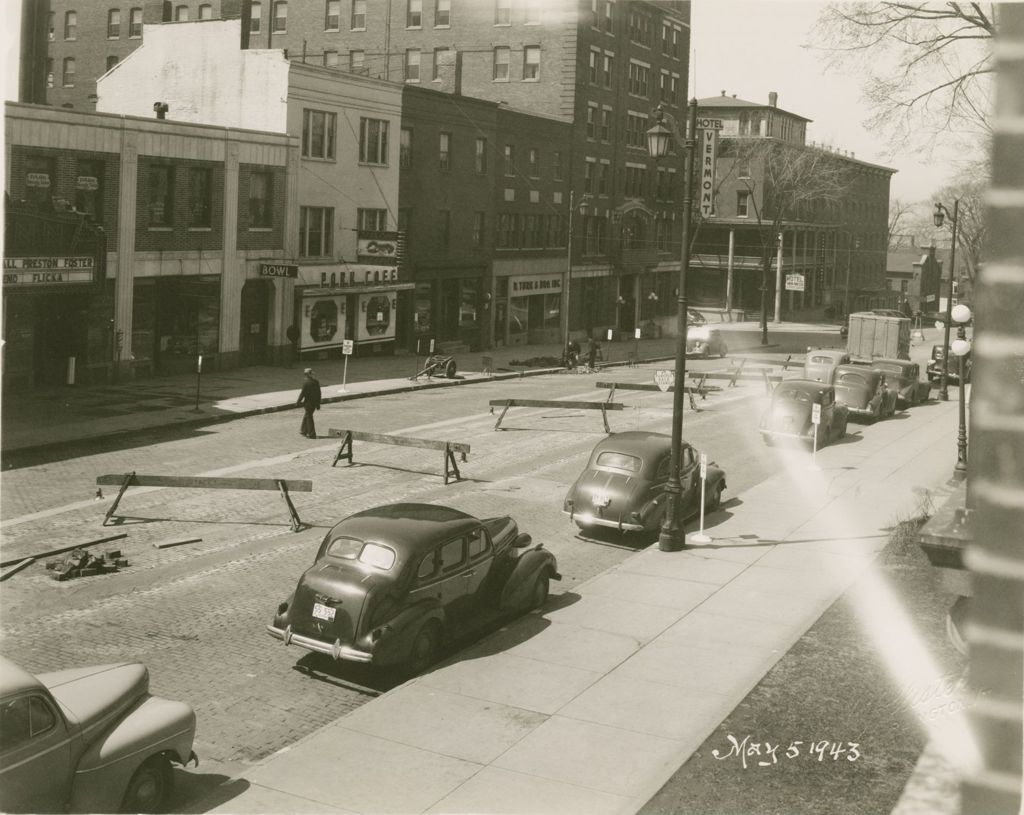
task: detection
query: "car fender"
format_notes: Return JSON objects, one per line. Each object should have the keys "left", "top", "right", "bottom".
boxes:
{"left": 71, "top": 695, "right": 196, "bottom": 813}
{"left": 500, "top": 548, "right": 559, "bottom": 610}
{"left": 369, "top": 599, "right": 445, "bottom": 663}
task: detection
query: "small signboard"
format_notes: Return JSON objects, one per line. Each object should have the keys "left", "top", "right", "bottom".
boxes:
{"left": 785, "top": 274, "right": 805, "bottom": 292}
{"left": 342, "top": 339, "right": 354, "bottom": 355}
{"left": 699, "top": 451, "right": 708, "bottom": 478}
{"left": 260, "top": 263, "right": 299, "bottom": 279}
{"left": 655, "top": 370, "right": 675, "bottom": 392}
{"left": 634, "top": 327, "right": 641, "bottom": 339}
{"left": 811, "top": 403, "right": 822, "bottom": 425}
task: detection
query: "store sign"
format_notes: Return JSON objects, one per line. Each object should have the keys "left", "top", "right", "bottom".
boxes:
{"left": 301, "top": 294, "right": 347, "bottom": 350}
{"left": 509, "top": 275, "right": 562, "bottom": 296}
{"left": 699, "top": 128, "right": 718, "bottom": 218}
{"left": 356, "top": 231, "right": 400, "bottom": 263}
{"left": 356, "top": 293, "right": 398, "bottom": 343}
{"left": 315, "top": 265, "right": 402, "bottom": 288}
{"left": 3, "top": 256, "right": 95, "bottom": 286}
{"left": 76, "top": 176, "right": 99, "bottom": 190}
{"left": 26, "top": 173, "right": 51, "bottom": 188}
{"left": 260, "top": 263, "right": 298, "bottom": 278}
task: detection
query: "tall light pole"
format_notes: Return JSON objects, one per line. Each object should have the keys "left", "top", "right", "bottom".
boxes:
{"left": 933, "top": 200, "right": 960, "bottom": 401}
{"left": 563, "top": 191, "right": 593, "bottom": 353}
{"left": 949, "top": 303, "right": 971, "bottom": 482}
{"left": 646, "top": 99, "right": 698, "bottom": 552}
{"left": 843, "top": 234, "right": 860, "bottom": 317}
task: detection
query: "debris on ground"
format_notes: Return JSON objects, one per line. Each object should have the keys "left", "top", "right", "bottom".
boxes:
{"left": 46, "top": 548, "right": 129, "bottom": 581}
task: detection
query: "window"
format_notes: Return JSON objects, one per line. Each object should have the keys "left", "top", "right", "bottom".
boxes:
{"left": 299, "top": 206, "right": 333, "bottom": 256}
{"left": 48, "top": 11, "right": 54, "bottom": 40}
{"left": 400, "top": 127, "right": 412, "bottom": 168}
{"left": 474, "top": 137, "right": 487, "bottom": 173}
{"left": 199, "top": 4, "right": 212, "bottom": 19}
{"left": 350, "top": 50, "right": 365, "bottom": 73}
{"left": 602, "top": 0, "right": 613, "bottom": 32}
{"left": 584, "top": 159, "right": 594, "bottom": 193}
{"left": 473, "top": 212, "right": 485, "bottom": 247}
{"left": 440, "top": 538, "right": 465, "bottom": 572}
{"left": 357, "top": 208, "right": 387, "bottom": 231}
{"left": 405, "top": 49, "right": 420, "bottom": 81}
{"left": 189, "top": 167, "right": 212, "bottom": 227}
{"left": 249, "top": 171, "right": 272, "bottom": 227}
{"left": 586, "top": 106, "right": 596, "bottom": 138}
{"left": 493, "top": 47, "right": 509, "bottom": 81}
{"left": 273, "top": 1, "right": 286, "bottom": 31}
{"left": 175, "top": 5, "right": 188, "bottom": 21}
{"left": 148, "top": 165, "right": 174, "bottom": 226}
{"left": 503, "top": 144, "right": 514, "bottom": 176}
{"left": 325, "top": 0, "right": 339, "bottom": 29}
{"left": 588, "top": 50, "right": 598, "bottom": 84}
{"left": 107, "top": 9, "right": 120, "bottom": 37}
{"left": 106, "top": 55, "right": 119, "bottom": 70}
{"left": 323, "top": 50, "right": 338, "bottom": 67}
{"left": 495, "top": 0, "right": 511, "bottom": 24}
{"left": 46, "top": 58, "right": 53, "bottom": 88}
{"left": 600, "top": 108, "right": 610, "bottom": 141}
{"left": 62, "top": 57, "right": 75, "bottom": 87}
{"left": 524, "top": 0, "right": 540, "bottom": 23}
{"left": 438, "top": 209, "right": 451, "bottom": 249}
{"left": 129, "top": 7, "right": 142, "bottom": 37}
{"left": 597, "top": 162, "right": 609, "bottom": 194}
{"left": 302, "top": 109, "right": 336, "bottom": 159}
{"left": 523, "top": 46, "right": 540, "bottom": 80}
{"left": 433, "top": 47, "right": 450, "bottom": 80}
{"left": 625, "top": 165, "right": 644, "bottom": 197}
{"left": 24, "top": 156, "right": 55, "bottom": 208}
{"left": 351, "top": 0, "right": 366, "bottom": 29}
{"left": 737, "top": 158, "right": 750, "bottom": 179}
{"left": 435, "top": 0, "right": 450, "bottom": 26}
{"left": 553, "top": 151, "right": 563, "bottom": 180}
{"left": 64, "top": 10, "right": 77, "bottom": 40}
{"left": 628, "top": 10, "right": 651, "bottom": 46}
{"left": 249, "top": 2, "right": 261, "bottom": 32}
{"left": 528, "top": 148, "right": 539, "bottom": 177}
{"left": 73, "top": 160, "right": 103, "bottom": 219}
{"left": 359, "top": 118, "right": 388, "bottom": 165}
{"left": 737, "top": 191, "right": 749, "bottom": 217}
{"left": 407, "top": 0, "right": 421, "bottom": 27}
{"left": 602, "top": 53, "right": 613, "bottom": 88}
{"left": 626, "top": 113, "right": 647, "bottom": 147}
{"left": 439, "top": 132, "right": 451, "bottom": 170}
{"left": 628, "top": 61, "right": 649, "bottom": 97}
{"left": 0, "top": 696, "right": 57, "bottom": 752}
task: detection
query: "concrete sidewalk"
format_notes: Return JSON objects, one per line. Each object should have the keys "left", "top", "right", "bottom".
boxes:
{"left": 187, "top": 386, "right": 960, "bottom": 815}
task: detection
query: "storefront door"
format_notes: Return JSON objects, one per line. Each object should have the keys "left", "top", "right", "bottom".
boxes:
{"left": 239, "top": 281, "right": 268, "bottom": 366}
{"left": 33, "top": 293, "right": 86, "bottom": 386}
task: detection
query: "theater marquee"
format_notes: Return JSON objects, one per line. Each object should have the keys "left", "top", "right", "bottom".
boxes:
{"left": 2, "top": 256, "right": 96, "bottom": 286}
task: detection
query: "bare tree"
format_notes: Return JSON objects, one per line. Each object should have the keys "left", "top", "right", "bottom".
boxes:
{"left": 812, "top": 3, "right": 996, "bottom": 156}
{"left": 933, "top": 169, "right": 987, "bottom": 286}
{"left": 888, "top": 198, "right": 914, "bottom": 246}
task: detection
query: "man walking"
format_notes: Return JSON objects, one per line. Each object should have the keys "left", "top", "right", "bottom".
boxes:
{"left": 297, "top": 367, "right": 321, "bottom": 438}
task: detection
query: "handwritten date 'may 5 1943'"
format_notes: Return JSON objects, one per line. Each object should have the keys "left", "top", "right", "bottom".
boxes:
{"left": 711, "top": 735, "right": 862, "bottom": 768}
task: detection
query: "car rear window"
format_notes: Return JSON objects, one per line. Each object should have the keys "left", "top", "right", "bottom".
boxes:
{"left": 777, "top": 387, "right": 812, "bottom": 403}
{"left": 325, "top": 537, "right": 396, "bottom": 570}
{"left": 810, "top": 355, "right": 837, "bottom": 364}
{"left": 838, "top": 372, "right": 868, "bottom": 385}
{"left": 596, "top": 451, "right": 641, "bottom": 471}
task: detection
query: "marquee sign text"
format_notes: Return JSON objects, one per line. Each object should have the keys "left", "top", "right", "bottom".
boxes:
{"left": 3, "top": 256, "right": 95, "bottom": 286}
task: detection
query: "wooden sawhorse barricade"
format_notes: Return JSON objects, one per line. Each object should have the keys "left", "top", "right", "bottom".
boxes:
{"left": 329, "top": 429, "right": 470, "bottom": 485}
{"left": 96, "top": 472, "right": 313, "bottom": 532}
{"left": 488, "top": 399, "right": 625, "bottom": 433}
{"left": 596, "top": 377, "right": 714, "bottom": 411}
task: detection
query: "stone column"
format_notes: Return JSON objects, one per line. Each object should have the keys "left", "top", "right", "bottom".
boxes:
{"left": 115, "top": 132, "right": 138, "bottom": 379}
{"left": 218, "top": 137, "right": 241, "bottom": 369}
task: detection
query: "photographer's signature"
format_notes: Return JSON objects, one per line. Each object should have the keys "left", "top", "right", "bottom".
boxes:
{"left": 711, "top": 735, "right": 861, "bottom": 768}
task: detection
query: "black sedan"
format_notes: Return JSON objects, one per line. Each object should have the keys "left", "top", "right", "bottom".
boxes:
{"left": 760, "top": 379, "right": 849, "bottom": 448}
{"left": 267, "top": 503, "right": 560, "bottom": 675}
{"left": 562, "top": 431, "right": 727, "bottom": 534}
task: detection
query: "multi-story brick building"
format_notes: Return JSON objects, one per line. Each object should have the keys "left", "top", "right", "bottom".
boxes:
{"left": 21, "top": 0, "right": 693, "bottom": 344}
{"left": 692, "top": 91, "right": 895, "bottom": 320}
{"left": 886, "top": 243, "right": 942, "bottom": 315}
{"left": 3, "top": 101, "right": 296, "bottom": 388}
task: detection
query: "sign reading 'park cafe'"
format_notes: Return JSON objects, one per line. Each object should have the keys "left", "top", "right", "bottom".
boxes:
{"left": 3, "top": 256, "right": 95, "bottom": 286}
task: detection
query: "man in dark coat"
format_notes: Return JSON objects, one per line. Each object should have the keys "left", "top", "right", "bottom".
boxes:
{"left": 297, "top": 367, "right": 322, "bottom": 438}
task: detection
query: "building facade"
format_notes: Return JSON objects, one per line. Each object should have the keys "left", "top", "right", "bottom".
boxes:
{"left": 886, "top": 244, "right": 942, "bottom": 315}
{"left": 3, "top": 101, "right": 296, "bottom": 388}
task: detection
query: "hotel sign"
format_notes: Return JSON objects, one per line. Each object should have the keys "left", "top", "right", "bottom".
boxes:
{"left": 3, "top": 256, "right": 95, "bottom": 286}
{"left": 699, "top": 126, "right": 719, "bottom": 218}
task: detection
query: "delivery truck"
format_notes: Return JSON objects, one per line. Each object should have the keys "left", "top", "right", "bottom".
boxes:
{"left": 847, "top": 312, "right": 911, "bottom": 361}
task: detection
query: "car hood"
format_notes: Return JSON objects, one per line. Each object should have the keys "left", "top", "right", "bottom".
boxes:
{"left": 290, "top": 560, "right": 384, "bottom": 642}
{"left": 39, "top": 663, "right": 149, "bottom": 736}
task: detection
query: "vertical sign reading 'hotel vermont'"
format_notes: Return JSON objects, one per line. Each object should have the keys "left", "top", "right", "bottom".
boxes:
{"left": 697, "top": 118, "right": 722, "bottom": 218}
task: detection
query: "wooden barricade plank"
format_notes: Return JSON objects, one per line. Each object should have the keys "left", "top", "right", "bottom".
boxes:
{"left": 486, "top": 399, "right": 625, "bottom": 433}
{"left": 327, "top": 429, "right": 470, "bottom": 485}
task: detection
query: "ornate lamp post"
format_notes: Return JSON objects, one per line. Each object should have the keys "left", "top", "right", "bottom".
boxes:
{"left": 563, "top": 191, "right": 593, "bottom": 354}
{"left": 933, "top": 200, "right": 960, "bottom": 401}
{"left": 646, "top": 99, "right": 698, "bottom": 552}
{"left": 949, "top": 303, "right": 971, "bottom": 482}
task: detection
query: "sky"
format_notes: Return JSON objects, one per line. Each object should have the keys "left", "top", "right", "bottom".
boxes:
{"left": 1, "top": 0, "right": 961, "bottom": 203}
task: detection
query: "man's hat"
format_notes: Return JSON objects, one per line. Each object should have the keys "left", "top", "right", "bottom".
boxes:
{"left": 304, "top": 367, "right": 314, "bottom": 375}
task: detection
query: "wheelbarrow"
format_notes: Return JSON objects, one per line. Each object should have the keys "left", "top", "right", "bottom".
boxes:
{"left": 411, "top": 354, "right": 457, "bottom": 380}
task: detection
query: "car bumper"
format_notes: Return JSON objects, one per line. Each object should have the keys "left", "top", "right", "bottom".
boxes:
{"left": 564, "top": 510, "right": 644, "bottom": 532}
{"left": 760, "top": 429, "right": 812, "bottom": 441}
{"left": 844, "top": 406, "right": 876, "bottom": 417}
{"left": 266, "top": 624, "right": 374, "bottom": 663}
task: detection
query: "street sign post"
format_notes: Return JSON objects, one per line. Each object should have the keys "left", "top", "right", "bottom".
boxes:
{"left": 655, "top": 370, "right": 675, "bottom": 392}
{"left": 691, "top": 451, "right": 712, "bottom": 544}
{"left": 341, "top": 339, "right": 354, "bottom": 391}
{"left": 192, "top": 354, "right": 203, "bottom": 413}
{"left": 809, "top": 402, "right": 822, "bottom": 470}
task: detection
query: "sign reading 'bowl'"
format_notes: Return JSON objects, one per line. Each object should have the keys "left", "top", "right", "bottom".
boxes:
{"left": 655, "top": 370, "right": 675, "bottom": 392}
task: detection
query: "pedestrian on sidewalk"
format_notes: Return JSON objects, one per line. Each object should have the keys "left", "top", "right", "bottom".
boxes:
{"left": 586, "top": 336, "right": 600, "bottom": 372}
{"left": 297, "top": 367, "right": 321, "bottom": 438}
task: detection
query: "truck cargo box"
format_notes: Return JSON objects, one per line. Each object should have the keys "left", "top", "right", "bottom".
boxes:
{"left": 847, "top": 313, "right": 911, "bottom": 361}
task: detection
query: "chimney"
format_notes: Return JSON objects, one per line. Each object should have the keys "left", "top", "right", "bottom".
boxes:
{"left": 768, "top": 91, "right": 778, "bottom": 107}
{"left": 721, "top": 90, "right": 726, "bottom": 96}
{"left": 153, "top": 102, "right": 169, "bottom": 119}
{"left": 435, "top": 49, "right": 463, "bottom": 95}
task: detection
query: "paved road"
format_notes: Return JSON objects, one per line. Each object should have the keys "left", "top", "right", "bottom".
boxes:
{"left": 0, "top": 358, "right": 781, "bottom": 783}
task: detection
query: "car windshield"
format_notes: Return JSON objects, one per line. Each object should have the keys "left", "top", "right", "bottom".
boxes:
{"left": 874, "top": 364, "right": 902, "bottom": 375}
{"left": 810, "top": 355, "right": 836, "bottom": 364}
{"left": 325, "top": 537, "right": 397, "bottom": 570}
{"left": 777, "top": 387, "right": 813, "bottom": 403}
{"left": 595, "top": 451, "right": 641, "bottom": 471}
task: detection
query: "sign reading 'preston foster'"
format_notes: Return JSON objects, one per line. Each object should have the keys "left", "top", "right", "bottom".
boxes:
{"left": 3, "top": 256, "right": 95, "bottom": 286}
{"left": 260, "top": 263, "right": 299, "bottom": 278}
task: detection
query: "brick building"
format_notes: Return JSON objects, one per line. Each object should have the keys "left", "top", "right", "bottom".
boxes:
{"left": 3, "top": 101, "right": 296, "bottom": 388}
{"left": 691, "top": 91, "right": 895, "bottom": 320}
{"left": 886, "top": 244, "right": 942, "bottom": 315}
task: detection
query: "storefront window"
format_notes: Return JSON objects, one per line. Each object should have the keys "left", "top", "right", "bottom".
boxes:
{"left": 131, "top": 280, "right": 156, "bottom": 366}
{"left": 414, "top": 281, "right": 432, "bottom": 336}
{"left": 459, "top": 280, "right": 478, "bottom": 329}
{"left": 509, "top": 297, "right": 528, "bottom": 336}
{"left": 155, "top": 278, "right": 220, "bottom": 365}
{"left": 543, "top": 293, "right": 561, "bottom": 330}
{"left": 75, "top": 160, "right": 103, "bottom": 221}
{"left": 24, "top": 155, "right": 55, "bottom": 209}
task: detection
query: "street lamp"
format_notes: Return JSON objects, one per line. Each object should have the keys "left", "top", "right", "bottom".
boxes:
{"left": 950, "top": 303, "right": 971, "bottom": 482}
{"left": 844, "top": 234, "right": 860, "bottom": 318}
{"left": 933, "top": 200, "right": 960, "bottom": 401}
{"left": 646, "top": 99, "right": 698, "bottom": 552}
{"left": 563, "top": 191, "right": 593, "bottom": 354}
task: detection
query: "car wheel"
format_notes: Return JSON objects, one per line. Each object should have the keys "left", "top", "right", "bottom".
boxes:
{"left": 706, "top": 482, "right": 723, "bottom": 511}
{"left": 528, "top": 571, "right": 550, "bottom": 611}
{"left": 406, "top": 622, "right": 441, "bottom": 676}
{"left": 720, "top": 344, "right": 728, "bottom": 358}
{"left": 121, "top": 755, "right": 173, "bottom": 814}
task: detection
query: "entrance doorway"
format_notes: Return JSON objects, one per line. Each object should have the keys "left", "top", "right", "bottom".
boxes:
{"left": 33, "top": 293, "right": 86, "bottom": 386}
{"left": 240, "top": 281, "right": 269, "bottom": 366}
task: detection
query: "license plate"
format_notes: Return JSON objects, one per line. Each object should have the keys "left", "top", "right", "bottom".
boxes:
{"left": 592, "top": 493, "right": 610, "bottom": 507}
{"left": 312, "top": 602, "right": 335, "bottom": 622}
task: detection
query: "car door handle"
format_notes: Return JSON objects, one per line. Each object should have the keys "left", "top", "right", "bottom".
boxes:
{"left": 463, "top": 570, "right": 475, "bottom": 577}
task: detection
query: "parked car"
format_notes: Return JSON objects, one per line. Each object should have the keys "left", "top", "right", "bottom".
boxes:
{"left": 562, "top": 431, "right": 726, "bottom": 534}
{"left": 0, "top": 657, "right": 197, "bottom": 814}
{"left": 832, "top": 364, "right": 898, "bottom": 422}
{"left": 927, "top": 344, "right": 973, "bottom": 384}
{"left": 759, "top": 380, "right": 849, "bottom": 448}
{"left": 871, "top": 358, "right": 931, "bottom": 407}
{"left": 268, "top": 503, "right": 559, "bottom": 675}
{"left": 804, "top": 349, "right": 851, "bottom": 383}
{"left": 688, "top": 309, "right": 707, "bottom": 326}
{"left": 686, "top": 326, "right": 728, "bottom": 358}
